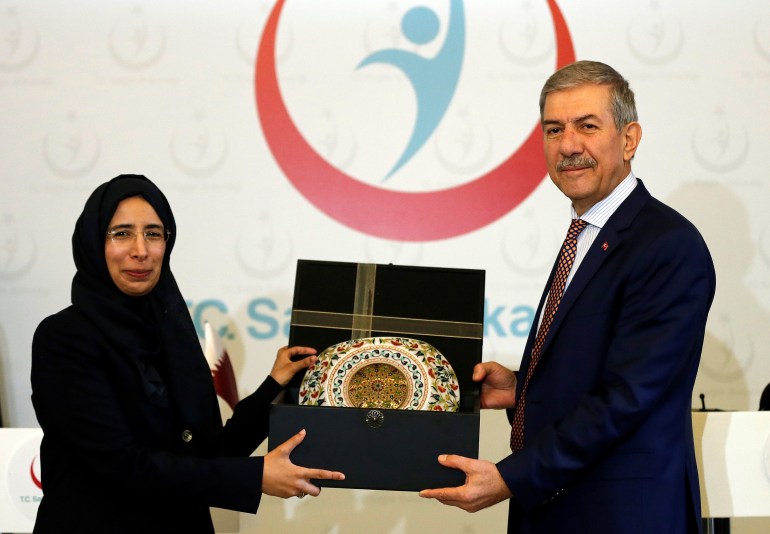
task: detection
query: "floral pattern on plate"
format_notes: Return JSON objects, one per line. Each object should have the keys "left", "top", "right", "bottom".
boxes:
{"left": 298, "top": 337, "right": 460, "bottom": 412}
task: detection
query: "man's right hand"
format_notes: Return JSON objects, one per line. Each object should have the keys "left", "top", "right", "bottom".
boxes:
{"left": 473, "top": 362, "right": 517, "bottom": 409}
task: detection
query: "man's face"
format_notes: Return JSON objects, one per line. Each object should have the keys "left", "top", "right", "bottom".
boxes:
{"left": 542, "top": 84, "right": 640, "bottom": 215}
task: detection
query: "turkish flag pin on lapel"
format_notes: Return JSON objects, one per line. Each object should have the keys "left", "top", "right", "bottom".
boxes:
{"left": 601, "top": 242, "right": 609, "bottom": 251}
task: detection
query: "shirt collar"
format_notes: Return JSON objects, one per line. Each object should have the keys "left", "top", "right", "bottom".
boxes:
{"left": 571, "top": 171, "right": 638, "bottom": 229}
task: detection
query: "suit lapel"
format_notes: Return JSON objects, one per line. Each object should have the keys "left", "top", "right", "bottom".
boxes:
{"left": 527, "top": 180, "right": 652, "bottom": 370}
{"left": 518, "top": 257, "right": 557, "bottom": 389}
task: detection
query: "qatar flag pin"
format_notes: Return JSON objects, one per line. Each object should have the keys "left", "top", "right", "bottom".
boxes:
{"left": 602, "top": 242, "right": 609, "bottom": 251}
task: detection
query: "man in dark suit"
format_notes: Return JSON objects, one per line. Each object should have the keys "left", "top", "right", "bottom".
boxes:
{"left": 420, "top": 61, "right": 716, "bottom": 533}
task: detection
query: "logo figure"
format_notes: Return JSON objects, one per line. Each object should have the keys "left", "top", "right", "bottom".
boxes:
{"left": 109, "top": 5, "right": 166, "bottom": 70}
{"left": 170, "top": 110, "right": 229, "bottom": 178}
{"left": 43, "top": 112, "right": 101, "bottom": 179}
{"left": 626, "top": 2, "right": 684, "bottom": 65}
{"left": 0, "top": 213, "right": 36, "bottom": 280}
{"left": 256, "top": 0, "right": 575, "bottom": 241}
{"left": 0, "top": 5, "right": 40, "bottom": 72}
{"left": 358, "top": 2, "right": 464, "bottom": 180}
{"left": 691, "top": 106, "right": 749, "bottom": 173}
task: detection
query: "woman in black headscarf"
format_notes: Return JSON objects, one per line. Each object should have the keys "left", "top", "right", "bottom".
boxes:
{"left": 31, "top": 175, "right": 343, "bottom": 533}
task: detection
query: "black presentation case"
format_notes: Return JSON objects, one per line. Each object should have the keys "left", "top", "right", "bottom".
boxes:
{"left": 268, "top": 259, "right": 485, "bottom": 491}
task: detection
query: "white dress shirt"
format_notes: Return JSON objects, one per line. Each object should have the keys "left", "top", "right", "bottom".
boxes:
{"left": 567, "top": 171, "right": 638, "bottom": 288}
{"left": 535, "top": 172, "right": 638, "bottom": 334}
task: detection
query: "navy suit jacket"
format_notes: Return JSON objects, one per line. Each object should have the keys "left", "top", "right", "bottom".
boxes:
{"left": 497, "top": 180, "right": 715, "bottom": 534}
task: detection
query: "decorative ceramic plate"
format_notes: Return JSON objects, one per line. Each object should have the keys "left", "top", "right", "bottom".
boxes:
{"left": 299, "top": 337, "right": 460, "bottom": 412}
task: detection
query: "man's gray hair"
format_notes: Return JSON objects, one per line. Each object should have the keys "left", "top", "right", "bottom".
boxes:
{"left": 539, "top": 60, "right": 638, "bottom": 131}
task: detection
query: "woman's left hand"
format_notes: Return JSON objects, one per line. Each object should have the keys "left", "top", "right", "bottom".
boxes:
{"left": 269, "top": 346, "right": 317, "bottom": 386}
{"left": 262, "top": 429, "right": 345, "bottom": 498}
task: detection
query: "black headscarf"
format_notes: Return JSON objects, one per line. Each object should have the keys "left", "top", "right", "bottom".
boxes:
{"left": 71, "top": 174, "right": 219, "bottom": 436}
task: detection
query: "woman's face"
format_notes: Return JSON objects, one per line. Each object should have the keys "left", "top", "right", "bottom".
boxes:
{"left": 104, "top": 196, "right": 166, "bottom": 296}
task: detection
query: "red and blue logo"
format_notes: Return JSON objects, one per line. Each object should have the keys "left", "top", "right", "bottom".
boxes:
{"left": 256, "top": 0, "right": 574, "bottom": 241}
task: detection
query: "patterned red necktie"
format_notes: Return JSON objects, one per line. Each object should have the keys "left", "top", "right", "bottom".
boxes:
{"left": 510, "top": 218, "right": 588, "bottom": 451}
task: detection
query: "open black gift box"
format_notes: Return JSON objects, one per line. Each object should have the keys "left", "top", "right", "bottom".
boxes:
{"left": 268, "top": 259, "right": 484, "bottom": 491}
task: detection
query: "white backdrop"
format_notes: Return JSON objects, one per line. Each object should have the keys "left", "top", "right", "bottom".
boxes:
{"left": 1, "top": 1, "right": 770, "bottom": 532}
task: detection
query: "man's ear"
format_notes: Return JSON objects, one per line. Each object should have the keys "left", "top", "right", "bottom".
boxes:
{"left": 623, "top": 122, "right": 642, "bottom": 162}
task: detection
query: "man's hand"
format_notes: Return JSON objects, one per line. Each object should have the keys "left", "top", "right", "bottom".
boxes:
{"left": 419, "top": 455, "right": 512, "bottom": 512}
{"left": 473, "top": 362, "right": 517, "bottom": 409}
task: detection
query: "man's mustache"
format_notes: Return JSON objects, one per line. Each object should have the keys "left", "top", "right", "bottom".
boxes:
{"left": 556, "top": 156, "right": 597, "bottom": 172}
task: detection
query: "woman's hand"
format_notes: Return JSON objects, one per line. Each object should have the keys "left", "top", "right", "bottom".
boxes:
{"left": 269, "top": 346, "right": 317, "bottom": 386}
{"left": 262, "top": 429, "right": 345, "bottom": 498}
